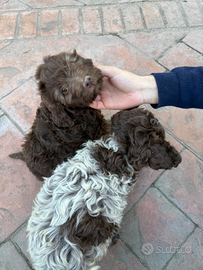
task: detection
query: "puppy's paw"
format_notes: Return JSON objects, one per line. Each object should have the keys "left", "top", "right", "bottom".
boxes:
{"left": 110, "top": 232, "right": 120, "bottom": 246}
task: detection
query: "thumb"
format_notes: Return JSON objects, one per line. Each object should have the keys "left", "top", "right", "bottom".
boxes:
{"left": 96, "top": 65, "right": 121, "bottom": 79}
{"left": 89, "top": 100, "right": 106, "bottom": 110}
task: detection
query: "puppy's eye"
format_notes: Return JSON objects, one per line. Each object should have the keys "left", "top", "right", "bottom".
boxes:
{"left": 62, "top": 88, "right": 68, "bottom": 94}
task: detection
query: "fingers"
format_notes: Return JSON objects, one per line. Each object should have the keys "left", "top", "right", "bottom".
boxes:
{"left": 89, "top": 100, "right": 106, "bottom": 110}
{"left": 96, "top": 65, "right": 121, "bottom": 78}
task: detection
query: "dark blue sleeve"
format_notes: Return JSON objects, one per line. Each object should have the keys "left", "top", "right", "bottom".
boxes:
{"left": 152, "top": 67, "right": 203, "bottom": 109}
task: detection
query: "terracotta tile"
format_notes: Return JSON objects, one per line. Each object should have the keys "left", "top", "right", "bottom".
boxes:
{"left": 183, "top": 30, "right": 203, "bottom": 53}
{"left": 102, "top": 6, "right": 123, "bottom": 33}
{"left": 156, "top": 150, "right": 203, "bottom": 228}
{"left": 82, "top": 7, "right": 102, "bottom": 34}
{"left": 158, "top": 43, "right": 203, "bottom": 69}
{"left": 40, "top": 10, "right": 58, "bottom": 37}
{"left": 181, "top": 0, "right": 203, "bottom": 26}
{"left": 160, "top": 2, "right": 186, "bottom": 28}
{"left": 19, "top": 12, "right": 38, "bottom": 39}
{"left": 125, "top": 167, "right": 162, "bottom": 214}
{"left": 61, "top": 9, "right": 80, "bottom": 35}
{"left": 0, "top": 115, "right": 42, "bottom": 241}
{"left": 0, "top": 0, "right": 28, "bottom": 11}
{"left": 0, "top": 78, "right": 40, "bottom": 133}
{"left": 121, "top": 187, "right": 194, "bottom": 269}
{"left": 99, "top": 240, "right": 147, "bottom": 270}
{"left": 122, "top": 4, "right": 143, "bottom": 30}
{"left": 141, "top": 2, "right": 164, "bottom": 29}
{"left": 75, "top": 35, "right": 165, "bottom": 75}
{"left": 13, "top": 224, "right": 30, "bottom": 260}
{"left": 0, "top": 242, "right": 31, "bottom": 270}
{"left": 165, "top": 228, "right": 203, "bottom": 270}
{"left": 0, "top": 115, "right": 23, "bottom": 158}
{"left": 0, "top": 13, "right": 17, "bottom": 40}
{"left": 122, "top": 30, "right": 186, "bottom": 59}
{"left": 151, "top": 106, "right": 203, "bottom": 159}
{"left": 19, "top": 0, "right": 81, "bottom": 8}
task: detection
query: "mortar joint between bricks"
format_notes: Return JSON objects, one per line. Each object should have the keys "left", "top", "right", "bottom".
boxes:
{"left": 118, "top": 7, "right": 126, "bottom": 33}
{"left": 176, "top": 0, "right": 190, "bottom": 27}
{"left": 181, "top": 40, "right": 203, "bottom": 55}
{"left": 58, "top": 9, "right": 62, "bottom": 37}
{"left": 78, "top": 8, "right": 84, "bottom": 35}
{"left": 158, "top": 3, "right": 168, "bottom": 28}
{"left": 14, "top": 12, "right": 21, "bottom": 40}
{"left": 138, "top": 3, "right": 147, "bottom": 30}
{"left": 36, "top": 11, "right": 41, "bottom": 37}
{"left": 98, "top": 6, "right": 105, "bottom": 34}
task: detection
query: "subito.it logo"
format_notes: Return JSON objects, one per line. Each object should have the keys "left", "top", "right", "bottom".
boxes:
{"left": 142, "top": 243, "right": 154, "bottom": 255}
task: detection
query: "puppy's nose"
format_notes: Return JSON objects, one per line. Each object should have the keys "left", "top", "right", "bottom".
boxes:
{"left": 83, "top": 76, "right": 93, "bottom": 88}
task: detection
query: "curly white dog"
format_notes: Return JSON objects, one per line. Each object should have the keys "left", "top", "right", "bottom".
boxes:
{"left": 27, "top": 108, "right": 181, "bottom": 270}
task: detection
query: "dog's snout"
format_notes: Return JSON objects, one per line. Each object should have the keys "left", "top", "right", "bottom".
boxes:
{"left": 83, "top": 76, "right": 93, "bottom": 88}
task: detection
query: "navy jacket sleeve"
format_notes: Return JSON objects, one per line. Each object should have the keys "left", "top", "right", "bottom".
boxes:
{"left": 152, "top": 67, "right": 203, "bottom": 109}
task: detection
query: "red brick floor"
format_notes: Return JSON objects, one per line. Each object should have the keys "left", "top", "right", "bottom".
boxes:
{"left": 0, "top": 0, "right": 203, "bottom": 269}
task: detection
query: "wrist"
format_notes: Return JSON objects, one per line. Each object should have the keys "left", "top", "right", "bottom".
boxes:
{"left": 141, "top": 75, "right": 159, "bottom": 105}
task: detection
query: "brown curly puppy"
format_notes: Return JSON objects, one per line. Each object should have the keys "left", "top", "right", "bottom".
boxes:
{"left": 9, "top": 50, "right": 108, "bottom": 180}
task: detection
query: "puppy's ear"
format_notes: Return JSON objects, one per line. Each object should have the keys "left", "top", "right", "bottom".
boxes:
{"left": 73, "top": 49, "right": 77, "bottom": 55}
{"left": 148, "top": 141, "right": 182, "bottom": 170}
{"left": 35, "top": 55, "right": 52, "bottom": 82}
{"left": 127, "top": 126, "right": 153, "bottom": 170}
{"left": 149, "top": 117, "right": 165, "bottom": 140}
{"left": 35, "top": 64, "right": 43, "bottom": 81}
{"left": 35, "top": 64, "right": 49, "bottom": 84}
{"left": 84, "top": 58, "right": 93, "bottom": 67}
{"left": 70, "top": 49, "right": 79, "bottom": 63}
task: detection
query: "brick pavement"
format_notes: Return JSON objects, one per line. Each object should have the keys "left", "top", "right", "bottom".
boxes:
{"left": 0, "top": 0, "right": 203, "bottom": 269}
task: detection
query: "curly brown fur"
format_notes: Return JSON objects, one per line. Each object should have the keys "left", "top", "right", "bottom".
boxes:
{"left": 9, "top": 50, "right": 108, "bottom": 180}
{"left": 61, "top": 212, "right": 117, "bottom": 249}
{"left": 110, "top": 108, "right": 181, "bottom": 171}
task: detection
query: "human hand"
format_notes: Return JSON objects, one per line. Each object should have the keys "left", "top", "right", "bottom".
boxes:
{"left": 90, "top": 65, "right": 158, "bottom": 110}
